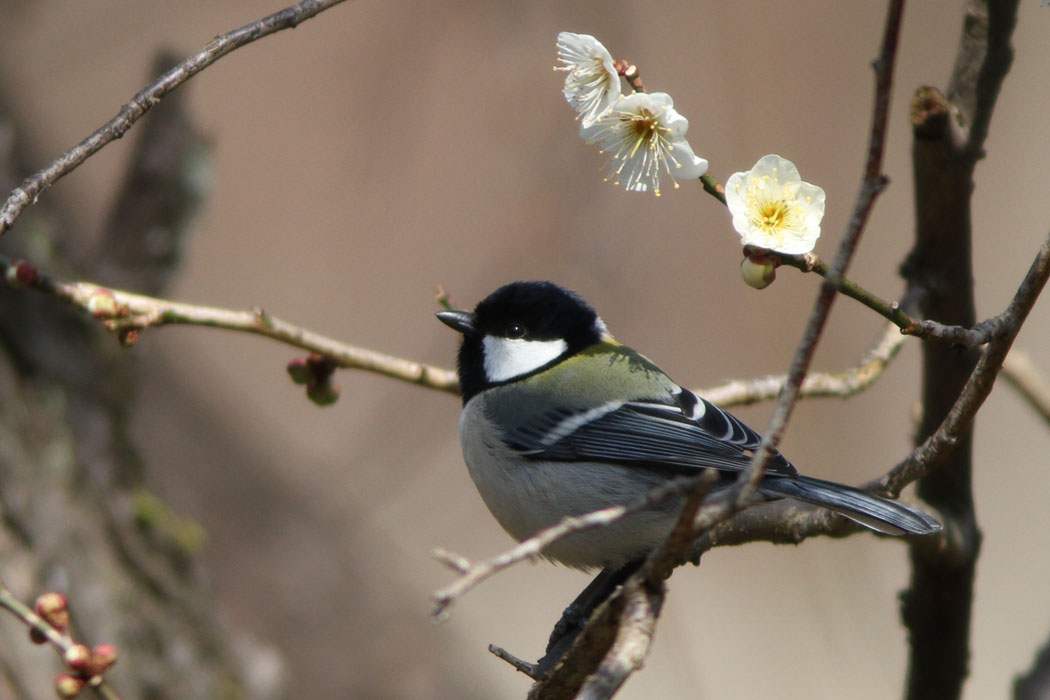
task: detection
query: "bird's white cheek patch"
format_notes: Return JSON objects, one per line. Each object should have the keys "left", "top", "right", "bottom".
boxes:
{"left": 483, "top": 336, "right": 568, "bottom": 383}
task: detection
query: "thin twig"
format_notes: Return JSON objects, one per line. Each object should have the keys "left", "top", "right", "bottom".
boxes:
{"left": 0, "top": 255, "right": 920, "bottom": 403}
{"left": 905, "top": 314, "right": 1006, "bottom": 348}
{"left": 0, "top": 580, "right": 122, "bottom": 700}
{"left": 882, "top": 230, "right": 1050, "bottom": 497}
{"left": 700, "top": 321, "right": 906, "bottom": 407}
{"left": 685, "top": 232, "right": 1050, "bottom": 558}
{"left": 699, "top": 173, "right": 727, "bottom": 205}
{"left": 0, "top": 0, "right": 350, "bottom": 236}
{"left": 2, "top": 256, "right": 459, "bottom": 393}
{"left": 530, "top": 473, "right": 718, "bottom": 699}
{"left": 430, "top": 475, "right": 703, "bottom": 619}
{"left": 488, "top": 645, "right": 539, "bottom": 678}
{"left": 778, "top": 252, "right": 919, "bottom": 329}
{"left": 736, "top": 0, "right": 903, "bottom": 504}
{"left": 573, "top": 582, "right": 659, "bottom": 700}
{"left": 747, "top": 240, "right": 1018, "bottom": 350}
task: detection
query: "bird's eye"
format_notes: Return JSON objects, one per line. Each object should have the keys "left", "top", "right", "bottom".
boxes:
{"left": 505, "top": 323, "right": 527, "bottom": 339}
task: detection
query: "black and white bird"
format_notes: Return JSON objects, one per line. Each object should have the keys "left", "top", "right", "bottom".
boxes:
{"left": 437, "top": 280, "right": 939, "bottom": 573}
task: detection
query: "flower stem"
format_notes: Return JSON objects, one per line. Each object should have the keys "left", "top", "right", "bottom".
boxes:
{"left": 699, "top": 173, "right": 726, "bottom": 205}
{"left": 779, "top": 253, "right": 919, "bottom": 329}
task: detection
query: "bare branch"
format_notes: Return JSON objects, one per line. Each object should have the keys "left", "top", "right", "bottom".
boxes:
{"left": 430, "top": 476, "right": 704, "bottom": 619}
{"left": 901, "top": 1, "right": 1025, "bottom": 688}
{"left": 439, "top": 10, "right": 910, "bottom": 693}
{"left": 885, "top": 230, "right": 1049, "bottom": 497}
{"left": 904, "top": 314, "right": 1006, "bottom": 348}
{"left": 557, "top": 472, "right": 720, "bottom": 699}
{"left": 573, "top": 583, "right": 659, "bottom": 700}
{"left": 736, "top": 0, "right": 903, "bottom": 503}
{"left": 0, "top": 580, "right": 122, "bottom": 700}
{"left": 529, "top": 11, "right": 908, "bottom": 691}
{"left": 687, "top": 232, "right": 1050, "bottom": 558}
{"left": 0, "top": 0, "right": 349, "bottom": 236}
{"left": 2, "top": 255, "right": 459, "bottom": 393}
{"left": 700, "top": 321, "right": 905, "bottom": 407}
{"left": 1, "top": 254, "right": 927, "bottom": 407}
{"left": 778, "top": 252, "right": 920, "bottom": 329}
{"left": 488, "top": 645, "right": 539, "bottom": 679}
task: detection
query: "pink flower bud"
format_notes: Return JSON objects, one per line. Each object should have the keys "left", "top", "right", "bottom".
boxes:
{"left": 55, "top": 673, "right": 86, "bottom": 698}
{"left": 5, "top": 259, "right": 38, "bottom": 288}
{"left": 64, "top": 644, "right": 92, "bottom": 672}
{"left": 35, "top": 592, "right": 69, "bottom": 631}
{"left": 91, "top": 643, "right": 118, "bottom": 673}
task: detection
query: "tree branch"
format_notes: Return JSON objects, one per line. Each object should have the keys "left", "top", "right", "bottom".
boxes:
{"left": 530, "top": 9, "right": 906, "bottom": 691}
{"left": 0, "top": 0, "right": 349, "bottom": 236}
{"left": 735, "top": 0, "right": 902, "bottom": 503}
{"left": 524, "top": 473, "right": 717, "bottom": 699}
{"left": 699, "top": 320, "right": 905, "bottom": 407}
{"left": 900, "top": 1, "right": 1021, "bottom": 697}
{"left": 885, "top": 230, "right": 1049, "bottom": 498}
{"left": 430, "top": 475, "right": 706, "bottom": 620}
{"left": 777, "top": 252, "right": 919, "bottom": 329}
{"left": 1, "top": 255, "right": 459, "bottom": 393}
{"left": 5, "top": 252, "right": 924, "bottom": 405}
{"left": 778, "top": 245, "right": 1028, "bottom": 349}
{"left": 0, "top": 581, "right": 121, "bottom": 700}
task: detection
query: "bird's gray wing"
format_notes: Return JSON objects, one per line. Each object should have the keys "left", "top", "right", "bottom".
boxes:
{"left": 501, "top": 390, "right": 798, "bottom": 477}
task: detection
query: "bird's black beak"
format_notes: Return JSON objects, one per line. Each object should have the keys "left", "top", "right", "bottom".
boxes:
{"left": 435, "top": 309, "right": 477, "bottom": 335}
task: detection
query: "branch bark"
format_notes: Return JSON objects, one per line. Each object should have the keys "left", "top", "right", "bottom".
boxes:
{"left": 899, "top": 1, "right": 1021, "bottom": 698}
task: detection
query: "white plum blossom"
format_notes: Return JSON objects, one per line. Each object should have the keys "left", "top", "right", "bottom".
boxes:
{"left": 580, "top": 92, "right": 708, "bottom": 195}
{"left": 725, "top": 154, "right": 826, "bottom": 254}
{"left": 556, "top": 32, "right": 622, "bottom": 127}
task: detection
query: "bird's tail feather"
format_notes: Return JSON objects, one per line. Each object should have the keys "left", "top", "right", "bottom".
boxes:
{"left": 760, "top": 475, "right": 940, "bottom": 536}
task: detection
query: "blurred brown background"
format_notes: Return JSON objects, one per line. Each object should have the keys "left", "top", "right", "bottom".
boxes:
{"left": 1, "top": 1, "right": 1048, "bottom": 698}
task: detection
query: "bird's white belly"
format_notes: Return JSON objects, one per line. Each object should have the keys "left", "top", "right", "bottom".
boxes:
{"left": 459, "top": 401, "right": 678, "bottom": 569}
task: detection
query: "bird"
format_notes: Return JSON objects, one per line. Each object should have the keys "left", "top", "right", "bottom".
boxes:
{"left": 436, "top": 280, "right": 940, "bottom": 671}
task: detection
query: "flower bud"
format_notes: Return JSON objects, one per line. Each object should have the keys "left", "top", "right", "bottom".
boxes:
{"left": 118, "top": 328, "right": 140, "bottom": 347}
{"left": 5, "top": 259, "right": 37, "bottom": 288}
{"left": 86, "top": 290, "right": 120, "bottom": 319}
{"left": 35, "top": 592, "right": 69, "bottom": 631}
{"left": 286, "top": 357, "right": 311, "bottom": 385}
{"left": 64, "top": 644, "right": 92, "bottom": 673}
{"left": 741, "top": 257, "right": 776, "bottom": 290}
{"left": 306, "top": 353, "right": 335, "bottom": 380}
{"left": 55, "top": 673, "right": 85, "bottom": 698}
{"left": 306, "top": 378, "right": 340, "bottom": 406}
{"left": 91, "top": 643, "right": 118, "bottom": 673}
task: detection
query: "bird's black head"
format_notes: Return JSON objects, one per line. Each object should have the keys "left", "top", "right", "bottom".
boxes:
{"left": 436, "top": 281, "right": 607, "bottom": 402}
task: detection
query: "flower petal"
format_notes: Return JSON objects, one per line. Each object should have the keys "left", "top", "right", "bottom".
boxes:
{"left": 724, "top": 154, "right": 825, "bottom": 254}
{"left": 556, "top": 32, "right": 621, "bottom": 127}
{"left": 579, "top": 91, "right": 707, "bottom": 195}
